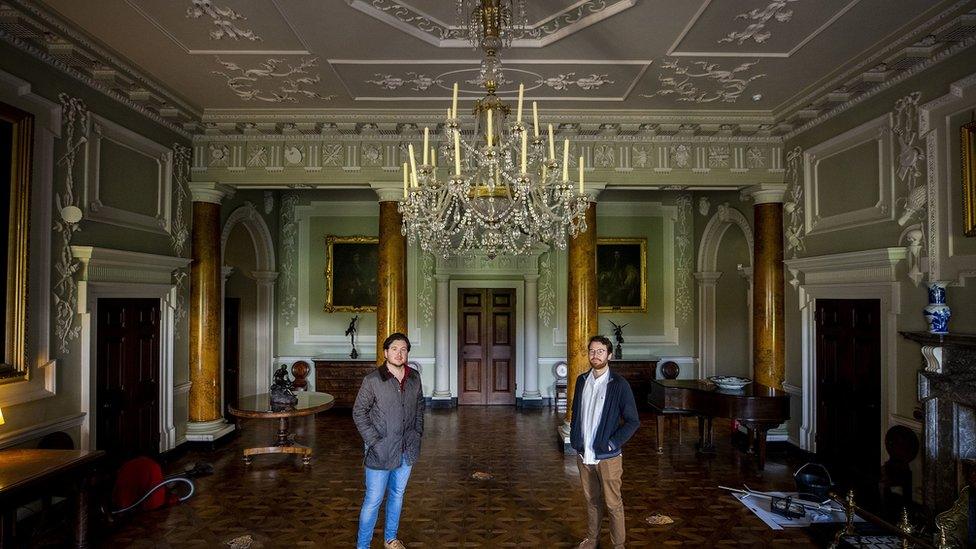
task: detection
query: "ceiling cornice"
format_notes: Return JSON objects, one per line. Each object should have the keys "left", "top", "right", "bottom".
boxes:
{"left": 0, "top": 0, "right": 198, "bottom": 138}
{"left": 776, "top": 2, "right": 976, "bottom": 136}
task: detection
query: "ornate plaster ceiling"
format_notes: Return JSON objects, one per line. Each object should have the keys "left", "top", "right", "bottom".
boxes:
{"left": 3, "top": 0, "right": 974, "bottom": 137}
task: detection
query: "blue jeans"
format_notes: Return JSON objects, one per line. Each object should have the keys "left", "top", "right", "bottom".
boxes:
{"left": 356, "top": 454, "right": 413, "bottom": 548}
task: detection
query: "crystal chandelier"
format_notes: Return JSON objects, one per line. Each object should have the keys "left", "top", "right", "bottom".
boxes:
{"left": 398, "top": 0, "right": 590, "bottom": 259}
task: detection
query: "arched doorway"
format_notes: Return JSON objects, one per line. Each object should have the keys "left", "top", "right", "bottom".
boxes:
{"left": 221, "top": 203, "right": 277, "bottom": 403}
{"left": 695, "top": 204, "right": 753, "bottom": 379}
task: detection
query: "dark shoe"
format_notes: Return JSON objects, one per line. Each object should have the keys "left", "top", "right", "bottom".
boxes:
{"left": 577, "top": 538, "right": 597, "bottom": 549}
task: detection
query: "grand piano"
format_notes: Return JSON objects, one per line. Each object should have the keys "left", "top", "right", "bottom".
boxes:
{"left": 648, "top": 379, "right": 789, "bottom": 470}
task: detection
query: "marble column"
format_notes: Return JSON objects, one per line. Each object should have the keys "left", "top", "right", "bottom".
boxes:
{"left": 186, "top": 182, "right": 235, "bottom": 443}
{"left": 564, "top": 200, "right": 598, "bottom": 428}
{"left": 522, "top": 273, "right": 542, "bottom": 405}
{"left": 744, "top": 184, "right": 787, "bottom": 390}
{"left": 375, "top": 189, "right": 407, "bottom": 362}
{"left": 432, "top": 273, "right": 453, "bottom": 405}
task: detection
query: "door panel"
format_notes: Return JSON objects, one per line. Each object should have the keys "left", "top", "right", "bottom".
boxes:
{"left": 458, "top": 288, "right": 516, "bottom": 405}
{"left": 816, "top": 298, "right": 881, "bottom": 508}
{"left": 96, "top": 298, "right": 161, "bottom": 462}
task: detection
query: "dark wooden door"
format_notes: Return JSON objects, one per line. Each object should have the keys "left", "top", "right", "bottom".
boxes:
{"left": 458, "top": 288, "right": 516, "bottom": 405}
{"left": 815, "top": 298, "right": 881, "bottom": 503}
{"left": 96, "top": 298, "right": 160, "bottom": 461}
{"left": 223, "top": 297, "right": 241, "bottom": 413}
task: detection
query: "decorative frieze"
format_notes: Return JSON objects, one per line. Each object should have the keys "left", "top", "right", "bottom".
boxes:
{"left": 674, "top": 194, "right": 693, "bottom": 323}
{"left": 279, "top": 193, "right": 300, "bottom": 325}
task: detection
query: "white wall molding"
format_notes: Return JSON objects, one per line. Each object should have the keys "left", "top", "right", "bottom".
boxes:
{"left": 83, "top": 114, "right": 173, "bottom": 234}
{"left": 0, "top": 70, "right": 57, "bottom": 407}
{"left": 0, "top": 412, "right": 86, "bottom": 450}
{"left": 786, "top": 249, "right": 906, "bottom": 453}
{"left": 889, "top": 413, "right": 923, "bottom": 434}
{"left": 803, "top": 114, "right": 895, "bottom": 235}
{"left": 920, "top": 72, "right": 976, "bottom": 283}
{"left": 70, "top": 247, "right": 189, "bottom": 453}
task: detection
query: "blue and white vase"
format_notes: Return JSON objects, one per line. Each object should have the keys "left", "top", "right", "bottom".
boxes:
{"left": 923, "top": 281, "right": 951, "bottom": 334}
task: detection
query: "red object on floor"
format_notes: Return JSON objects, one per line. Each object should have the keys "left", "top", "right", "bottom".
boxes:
{"left": 112, "top": 456, "right": 168, "bottom": 511}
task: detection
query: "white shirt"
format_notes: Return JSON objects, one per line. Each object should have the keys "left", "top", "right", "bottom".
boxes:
{"left": 580, "top": 368, "right": 610, "bottom": 465}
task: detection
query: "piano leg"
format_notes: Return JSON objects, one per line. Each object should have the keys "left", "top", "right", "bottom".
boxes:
{"left": 695, "top": 416, "right": 716, "bottom": 454}
{"left": 756, "top": 427, "right": 768, "bottom": 471}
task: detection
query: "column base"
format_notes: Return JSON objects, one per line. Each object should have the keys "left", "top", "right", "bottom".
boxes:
{"left": 185, "top": 418, "right": 236, "bottom": 443}
{"left": 517, "top": 396, "right": 546, "bottom": 408}
{"left": 427, "top": 396, "right": 457, "bottom": 409}
{"left": 556, "top": 421, "right": 572, "bottom": 454}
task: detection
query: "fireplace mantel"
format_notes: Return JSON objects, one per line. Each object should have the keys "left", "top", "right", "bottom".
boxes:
{"left": 901, "top": 330, "right": 976, "bottom": 512}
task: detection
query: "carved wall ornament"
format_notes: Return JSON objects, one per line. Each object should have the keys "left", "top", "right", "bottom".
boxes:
{"left": 366, "top": 72, "right": 443, "bottom": 91}
{"left": 263, "top": 191, "right": 274, "bottom": 215}
{"left": 893, "top": 92, "right": 927, "bottom": 227}
{"left": 698, "top": 196, "right": 711, "bottom": 216}
{"left": 279, "top": 193, "right": 299, "bottom": 325}
{"left": 283, "top": 144, "right": 305, "bottom": 165}
{"left": 536, "top": 250, "right": 556, "bottom": 326}
{"left": 670, "top": 144, "right": 692, "bottom": 168}
{"left": 186, "top": 0, "right": 261, "bottom": 41}
{"left": 675, "top": 194, "right": 693, "bottom": 322}
{"left": 594, "top": 144, "right": 615, "bottom": 168}
{"left": 212, "top": 57, "right": 336, "bottom": 103}
{"left": 247, "top": 144, "right": 269, "bottom": 167}
{"left": 171, "top": 144, "right": 191, "bottom": 258}
{"left": 900, "top": 224, "right": 926, "bottom": 287}
{"left": 536, "top": 73, "right": 614, "bottom": 91}
{"left": 746, "top": 146, "right": 766, "bottom": 168}
{"left": 417, "top": 251, "right": 435, "bottom": 325}
{"left": 708, "top": 145, "right": 730, "bottom": 168}
{"left": 641, "top": 59, "right": 766, "bottom": 103}
{"left": 784, "top": 146, "right": 805, "bottom": 265}
{"left": 362, "top": 143, "right": 383, "bottom": 166}
{"left": 208, "top": 143, "right": 230, "bottom": 166}
{"left": 718, "top": 0, "right": 798, "bottom": 45}
{"left": 322, "top": 143, "right": 343, "bottom": 166}
{"left": 54, "top": 94, "right": 89, "bottom": 354}
{"left": 632, "top": 146, "right": 649, "bottom": 168}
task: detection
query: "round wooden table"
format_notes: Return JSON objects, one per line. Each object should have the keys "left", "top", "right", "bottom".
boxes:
{"left": 228, "top": 391, "right": 335, "bottom": 465}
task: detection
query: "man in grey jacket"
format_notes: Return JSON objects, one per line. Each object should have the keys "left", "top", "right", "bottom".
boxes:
{"left": 352, "top": 332, "right": 424, "bottom": 549}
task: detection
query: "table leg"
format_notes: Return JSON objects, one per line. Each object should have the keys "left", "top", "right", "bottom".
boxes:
{"left": 73, "top": 478, "right": 90, "bottom": 549}
{"left": 757, "top": 427, "right": 768, "bottom": 471}
{"left": 656, "top": 414, "right": 664, "bottom": 453}
{"left": 276, "top": 417, "right": 290, "bottom": 446}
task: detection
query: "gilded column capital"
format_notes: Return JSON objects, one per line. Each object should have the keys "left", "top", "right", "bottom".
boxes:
{"left": 741, "top": 183, "right": 787, "bottom": 205}
{"left": 189, "top": 182, "right": 235, "bottom": 204}
{"left": 582, "top": 182, "right": 606, "bottom": 202}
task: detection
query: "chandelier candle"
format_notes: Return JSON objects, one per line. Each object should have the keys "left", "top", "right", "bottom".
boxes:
{"left": 563, "top": 139, "right": 570, "bottom": 182}
{"left": 453, "top": 131, "right": 461, "bottom": 176}
{"left": 423, "top": 127, "right": 429, "bottom": 165}
{"left": 579, "top": 156, "right": 584, "bottom": 194}
{"left": 548, "top": 124, "right": 555, "bottom": 160}
{"left": 402, "top": 163, "right": 408, "bottom": 198}
{"left": 452, "top": 83, "right": 458, "bottom": 118}
{"left": 408, "top": 143, "right": 418, "bottom": 186}
{"left": 516, "top": 83, "right": 523, "bottom": 123}
{"left": 487, "top": 109, "right": 493, "bottom": 147}
{"left": 532, "top": 102, "right": 539, "bottom": 138}
{"left": 521, "top": 131, "right": 528, "bottom": 174}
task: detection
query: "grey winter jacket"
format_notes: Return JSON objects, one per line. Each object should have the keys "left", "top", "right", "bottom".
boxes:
{"left": 352, "top": 364, "right": 425, "bottom": 470}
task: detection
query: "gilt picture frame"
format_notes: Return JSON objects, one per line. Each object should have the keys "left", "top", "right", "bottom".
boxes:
{"left": 596, "top": 238, "right": 647, "bottom": 313}
{"left": 962, "top": 120, "right": 976, "bottom": 237}
{"left": 324, "top": 235, "right": 378, "bottom": 312}
{"left": 0, "top": 103, "right": 33, "bottom": 384}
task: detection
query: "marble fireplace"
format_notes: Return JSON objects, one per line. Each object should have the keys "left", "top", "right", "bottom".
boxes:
{"left": 902, "top": 331, "right": 976, "bottom": 512}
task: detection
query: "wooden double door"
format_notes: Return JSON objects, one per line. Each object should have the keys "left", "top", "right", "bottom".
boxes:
{"left": 458, "top": 288, "right": 516, "bottom": 405}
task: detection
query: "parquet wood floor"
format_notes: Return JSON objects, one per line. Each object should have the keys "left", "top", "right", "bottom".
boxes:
{"left": 96, "top": 408, "right": 820, "bottom": 548}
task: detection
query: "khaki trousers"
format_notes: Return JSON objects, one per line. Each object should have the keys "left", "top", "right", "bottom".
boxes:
{"left": 576, "top": 454, "right": 625, "bottom": 548}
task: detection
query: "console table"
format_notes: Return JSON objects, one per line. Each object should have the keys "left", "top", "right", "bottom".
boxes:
{"left": 228, "top": 392, "right": 335, "bottom": 465}
{"left": 610, "top": 359, "right": 658, "bottom": 408}
{"left": 313, "top": 359, "right": 377, "bottom": 408}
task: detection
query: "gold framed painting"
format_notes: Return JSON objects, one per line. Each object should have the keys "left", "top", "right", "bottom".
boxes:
{"left": 963, "top": 120, "right": 976, "bottom": 237}
{"left": 0, "top": 102, "right": 32, "bottom": 384}
{"left": 324, "top": 235, "right": 379, "bottom": 312}
{"left": 596, "top": 237, "right": 647, "bottom": 313}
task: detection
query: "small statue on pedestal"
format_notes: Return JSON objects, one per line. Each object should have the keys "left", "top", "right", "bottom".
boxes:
{"left": 609, "top": 320, "right": 628, "bottom": 360}
{"left": 345, "top": 315, "right": 360, "bottom": 359}
{"left": 270, "top": 364, "right": 298, "bottom": 410}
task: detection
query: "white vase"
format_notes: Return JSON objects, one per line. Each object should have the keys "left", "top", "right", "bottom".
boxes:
{"left": 923, "top": 281, "right": 951, "bottom": 335}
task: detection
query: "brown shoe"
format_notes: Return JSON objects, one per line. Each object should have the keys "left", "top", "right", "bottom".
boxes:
{"left": 384, "top": 540, "right": 406, "bottom": 549}
{"left": 577, "top": 538, "right": 597, "bottom": 549}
